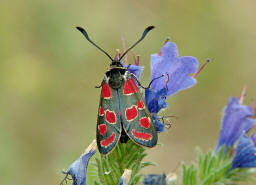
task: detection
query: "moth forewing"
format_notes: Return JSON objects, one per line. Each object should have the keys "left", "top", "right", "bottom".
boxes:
{"left": 118, "top": 71, "right": 158, "bottom": 148}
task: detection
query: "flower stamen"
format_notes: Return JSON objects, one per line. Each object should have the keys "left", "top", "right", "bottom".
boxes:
{"left": 136, "top": 55, "right": 140, "bottom": 66}
{"left": 159, "top": 37, "right": 171, "bottom": 56}
{"left": 239, "top": 84, "right": 248, "bottom": 104}
{"left": 165, "top": 73, "right": 170, "bottom": 91}
{"left": 121, "top": 35, "right": 128, "bottom": 65}
{"left": 192, "top": 58, "right": 210, "bottom": 78}
{"left": 114, "top": 49, "right": 121, "bottom": 60}
{"left": 163, "top": 36, "right": 171, "bottom": 46}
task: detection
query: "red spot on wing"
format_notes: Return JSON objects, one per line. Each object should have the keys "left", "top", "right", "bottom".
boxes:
{"left": 101, "top": 132, "right": 116, "bottom": 147}
{"left": 131, "top": 129, "right": 152, "bottom": 141}
{"left": 123, "top": 79, "right": 138, "bottom": 95}
{"left": 105, "top": 110, "right": 117, "bottom": 124}
{"left": 125, "top": 105, "right": 138, "bottom": 121}
{"left": 123, "top": 80, "right": 135, "bottom": 95}
{"left": 99, "top": 107, "right": 104, "bottom": 116}
{"left": 139, "top": 117, "right": 150, "bottom": 129}
{"left": 137, "top": 100, "right": 145, "bottom": 110}
{"left": 98, "top": 124, "right": 107, "bottom": 135}
{"left": 101, "top": 82, "right": 112, "bottom": 99}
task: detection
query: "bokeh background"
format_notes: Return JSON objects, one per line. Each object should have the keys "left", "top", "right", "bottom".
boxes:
{"left": 1, "top": 0, "right": 256, "bottom": 184}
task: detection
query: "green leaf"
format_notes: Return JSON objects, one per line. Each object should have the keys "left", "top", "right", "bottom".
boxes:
{"left": 130, "top": 174, "right": 143, "bottom": 185}
{"left": 216, "top": 146, "right": 224, "bottom": 168}
{"left": 95, "top": 157, "right": 105, "bottom": 184}
{"left": 182, "top": 163, "right": 188, "bottom": 185}
{"left": 207, "top": 155, "right": 216, "bottom": 174}
{"left": 202, "top": 173, "right": 214, "bottom": 185}
{"left": 94, "top": 140, "right": 150, "bottom": 185}
{"left": 141, "top": 162, "right": 157, "bottom": 168}
{"left": 94, "top": 181, "right": 100, "bottom": 185}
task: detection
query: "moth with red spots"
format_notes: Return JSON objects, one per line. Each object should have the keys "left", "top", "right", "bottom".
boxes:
{"left": 76, "top": 26, "right": 157, "bottom": 155}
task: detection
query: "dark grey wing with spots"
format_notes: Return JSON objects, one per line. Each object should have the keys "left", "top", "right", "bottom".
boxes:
{"left": 96, "top": 79, "right": 121, "bottom": 155}
{"left": 118, "top": 72, "right": 158, "bottom": 148}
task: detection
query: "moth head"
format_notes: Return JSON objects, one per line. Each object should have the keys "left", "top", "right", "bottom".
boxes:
{"left": 110, "top": 60, "right": 123, "bottom": 68}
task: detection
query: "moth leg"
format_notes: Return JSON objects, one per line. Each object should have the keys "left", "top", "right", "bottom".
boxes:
{"left": 95, "top": 84, "right": 102, "bottom": 88}
{"left": 160, "top": 115, "right": 178, "bottom": 129}
{"left": 60, "top": 174, "right": 69, "bottom": 185}
{"left": 66, "top": 176, "right": 72, "bottom": 180}
{"left": 131, "top": 73, "right": 165, "bottom": 89}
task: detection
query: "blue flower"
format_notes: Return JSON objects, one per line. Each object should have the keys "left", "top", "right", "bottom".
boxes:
{"left": 150, "top": 42, "right": 199, "bottom": 97}
{"left": 145, "top": 88, "right": 168, "bottom": 133}
{"left": 145, "top": 42, "right": 200, "bottom": 133}
{"left": 120, "top": 59, "right": 144, "bottom": 80}
{"left": 216, "top": 97, "right": 255, "bottom": 152}
{"left": 143, "top": 173, "right": 167, "bottom": 185}
{"left": 152, "top": 114, "right": 166, "bottom": 133}
{"left": 145, "top": 88, "right": 168, "bottom": 114}
{"left": 251, "top": 133, "right": 256, "bottom": 145}
{"left": 127, "top": 64, "right": 144, "bottom": 80}
{"left": 61, "top": 140, "right": 97, "bottom": 185}
{"left": 230, "top": 133, "right": 256, "bottom": 170}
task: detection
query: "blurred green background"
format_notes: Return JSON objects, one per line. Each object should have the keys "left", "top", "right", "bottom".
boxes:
{"left": 1, "top": 0, "right": 256, "bottom": 184}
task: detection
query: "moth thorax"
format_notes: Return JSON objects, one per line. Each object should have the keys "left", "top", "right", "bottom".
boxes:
{"left": 108, "top": 70, "right": 124, "bottom": 89}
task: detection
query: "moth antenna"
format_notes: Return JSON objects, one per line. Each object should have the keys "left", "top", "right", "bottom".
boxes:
{"left": 119, "top": 26, "right": 155, "bottom": 61}
{"left": 76, "top": 26, "right": 114, "bottom": 62}
{"left": 148, "top": 74, "right": 165, "bottom": 88}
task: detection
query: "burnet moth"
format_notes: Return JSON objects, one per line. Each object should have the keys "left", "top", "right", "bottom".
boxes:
{"left": 76, "top": 26, "right": 157, "bottom": 155}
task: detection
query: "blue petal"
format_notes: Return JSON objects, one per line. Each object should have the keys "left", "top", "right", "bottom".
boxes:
{"left": 118, "top": 178, "right": 124, "bottom": 185}
{"left": 121, "top": 62, "right": 144, "bottom": 79}
{"left": 231, "top": 134, "right": 256, "bottom": 170}
{"left": 216, "top": 97, "right": 255, "bottom": 152}
{"left": 152, "top": 114, "right": 165, "bottom": 133}
{"left": 127, "top": 64, "right": 144, "bottom": 79}
{"left": 251, "top": 133, "right": 256, "bottom": 146}
{"left": 62, "top": 142, "right": 97, "bottom": 185}
{"left": 150, "top": 42, "right": 199, "bottom": 97}
{"left": 143, "top": 173, "right": 167, "bottom": 185}
{"left": 145, "top": 88, "right": 168, "bottom": 114}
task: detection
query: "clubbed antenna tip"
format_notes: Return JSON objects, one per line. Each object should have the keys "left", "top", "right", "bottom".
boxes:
{"left": 119, "top": 26, "right": 155, "bottom": 61}
{"left": 146, "top": 25, "right": 155, "bottom": 32}
{"left": 76, "top": 26, "right": 114, "bottom": 62}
